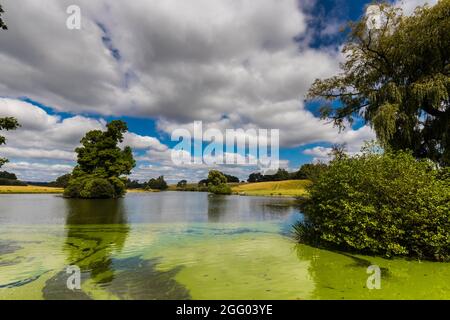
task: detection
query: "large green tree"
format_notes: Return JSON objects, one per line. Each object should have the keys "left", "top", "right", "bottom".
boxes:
{"left": 0, "top": 117, "right": 20, "bottom": 168}
{"left": 207, "top": 170, "right": 232, "bottom": 195}
{"left": 308, "top": 1, "right": 450, "bottom": 165}
{"left": 65, "top": 120, "right": 136, "bottom": 199}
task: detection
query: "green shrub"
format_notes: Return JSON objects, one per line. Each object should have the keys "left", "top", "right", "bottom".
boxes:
{"left": 108, "top": 176, "right": 127, "bottom": 197}
{"left": 208, "top": 183, "right": 232, "bottom": 195}
{"left": 294, "top": 150, "right": 450, "bottom": 261}
{"left": 63, "top": 177, "right": 84, "bottom": 198}
{"left": 79, "top": 178, "right": 115, "bottom": 199}
{"left": 64, "top": 175, "right": 118, "bottom": 199}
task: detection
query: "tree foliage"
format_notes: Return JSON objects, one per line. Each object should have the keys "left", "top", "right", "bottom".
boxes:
{"left": 146, "top": 176, "right": 168, "bottom": 190}
{"left": 0, "top": 170, "right": 17, "bottom": 180}
{"left": 295, "top": 163, "right": 328, "bottom": 182}
{"left": 65, "top": 120, "right": 136, "bottom": 199}
{"left": 207, "top": 170, "right": 232, "bottom": 195}
{"left": 0, "top": 4, "right": 7, "bottom": 30}
{"left": 126, "top": 179, "right": 145, "bottom": 189}
{"left": 308, "top": 1, "right": 450, "bottom": 165}
{"left": 177, "top": 180, "right": 188, "bottom": 188}
{"left": 247, "top": 168, "right": 292, "bottom": 182}
{"left": 49, "top": 173, "right": 72, "bottom": 188}
{"left": 294, "top": 147, "right": 450, "bottom": 261}
{"left": 0, "top": 117, "right": 20, "bottom": 169}
{"left": 74, "top": 120, "right": 135, "bottom": 178}
{"left": 0, "top": 170, "right": 26, "bottom": 186}
{"left": 223, "top": 174, "right": 240, "bottom": 183}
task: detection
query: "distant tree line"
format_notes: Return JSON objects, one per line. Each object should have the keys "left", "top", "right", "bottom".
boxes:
{"left": 0, "top": 170, "right": 26, "bottom": 186}
{"left": 247, "top": 164, "right": 328, "bottom": 183}
{"left": 125, "top": 176, "right": 169, "bottom": 190}
{"left": 145, "top": 176, "right": 168, "bottom": 190}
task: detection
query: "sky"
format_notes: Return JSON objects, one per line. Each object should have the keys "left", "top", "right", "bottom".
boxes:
{"left": 0, "top": 0, "right": 436, "bottom": 182}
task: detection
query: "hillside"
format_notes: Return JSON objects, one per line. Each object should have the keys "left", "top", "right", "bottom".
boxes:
{"left": 232, "top": 180, "right": 311, "bottom": 197}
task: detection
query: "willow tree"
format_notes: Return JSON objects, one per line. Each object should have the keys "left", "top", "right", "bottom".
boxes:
{"left": 308, "top": 1, "right": 450, "bottom": 165}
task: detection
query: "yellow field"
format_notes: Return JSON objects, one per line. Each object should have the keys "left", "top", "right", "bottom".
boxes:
{"left": 0, "top": 181, "right": 310, "bottom": 197}
{"left": 232, "top": 180, "right": 311, "bottom": 197}
{"left": 0, "top": 185, "right": 64, "bottom": 194}
{"left": 0, "top": 186, "right": 160, "bottom": 194}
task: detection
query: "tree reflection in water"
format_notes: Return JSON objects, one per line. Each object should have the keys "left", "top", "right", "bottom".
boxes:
{"left": 43, "top": 198, "right": 190, "bottom": 300}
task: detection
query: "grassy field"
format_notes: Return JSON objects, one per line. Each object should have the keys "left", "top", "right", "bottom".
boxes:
{"left": 167, "top": 183, "right": 199, "bottom": 191}
{"left": 0, "top": 180, "right": 311, "bottom": 197}
{"left": 232, "top": 180, "right": 311, "bottom": 197}
{"left": 0, "top": 185, "right": 64, "bottom": 194}
{"left": 0, "top": 186, "right": 160, "bottom": 194}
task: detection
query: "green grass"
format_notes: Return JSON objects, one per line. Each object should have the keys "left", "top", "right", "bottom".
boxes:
{"left": 167, "top": 183, "right": 202, "bottom": 191}
{"left": 0, "top": 186, "right": 160, "bottom": 194}
{"left": 0, "top": 185, "right": 64, "bottom": 194}
{"left": 232, "top": 180, "right": 311, "bottom": 197}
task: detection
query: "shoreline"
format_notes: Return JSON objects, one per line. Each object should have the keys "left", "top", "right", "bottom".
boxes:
{"left": 0, "top": 180, "right": 310, "bottom": 197}
{"left": 0, "top": 186, "right": 156, "bottom": 195}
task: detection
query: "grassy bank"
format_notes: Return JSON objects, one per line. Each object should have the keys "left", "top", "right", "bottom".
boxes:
{"left": 0, "top": 186, "right": 159, "bottom": 194}
{"left": 232, "top": 180, "right": 311, "bottom": 197}
{"left": 167, "top": 183, "right": 204, "bottom": 192}
{"left": 0, "top": 185, "right": 64, "bottom": 194}
{"left": 0, "top": 180, "right": 311, "bottom": 197}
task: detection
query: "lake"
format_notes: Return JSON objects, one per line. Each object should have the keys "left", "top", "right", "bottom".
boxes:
{"left": 0, "top": 192, "right": 449, "bottom": 300}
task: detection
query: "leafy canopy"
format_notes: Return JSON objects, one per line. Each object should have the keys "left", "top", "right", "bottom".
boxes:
{"left": 74, "top": 120, "right": 135, "bottom": 178}
{"left": 146, "top": 176, "right": 168, "bottom": 190}
{"left": 207, "top": 170, "right": 232, "bottom": 195}
{"left": 177, "top": 180, "right": 188, "bottom": 188}
{"left": 0, "top": 4, "right": 7, "bottom": 30}
{"left": 0, "top": 117, "right": 20, "bottom": 169}
{"left": 294, "top": 145, "right": 450, "bottom": 261}
{"left": 65, "top": 120, "right": 136, "bottom": 199}
{"left": 50, "top": 173, "right": 72, "bottom": 188}
{"left": 308, "top": 1, "right": 450, "bottom": 165}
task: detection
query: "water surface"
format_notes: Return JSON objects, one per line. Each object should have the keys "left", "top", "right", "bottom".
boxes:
{"left": 0, "top": 192, "right": 449, "bottom": 300}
